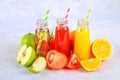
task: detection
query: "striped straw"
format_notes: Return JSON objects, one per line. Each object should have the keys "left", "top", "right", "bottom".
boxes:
{"left": 85, "top": 8, "right": 92, "bottom": 25}
{"left": 65, "top": 8, "right": 70, "bottom": 19}
{"left": 86, "top": 8, "right": 92, "bottom": 21}
{"left": 44, "top": 9, "right": 50, "bottom": 23}
{"left": 44, "top": 9, "right": 50, "bottom": 27}
{"left": 36, "top": 9, "right": 50, "bottom": 55}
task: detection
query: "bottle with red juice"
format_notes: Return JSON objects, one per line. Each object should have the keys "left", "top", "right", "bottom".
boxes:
{"left": 55, "top": 18, "right": 70, "bottom": 57}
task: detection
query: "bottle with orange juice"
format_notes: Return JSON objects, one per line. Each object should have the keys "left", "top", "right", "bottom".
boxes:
{"left": 74, "top": 19, "right": 90, "bottom": 60}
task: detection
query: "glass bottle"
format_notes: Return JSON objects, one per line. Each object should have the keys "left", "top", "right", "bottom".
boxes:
{"left": 35, "top": 19, "right": 50, "bottom": 56}
{"left": 55, "top": 18, "right": 70, "bottom": 56}
{"left": 74, "top": 19, "right": 90, "bottom": 60}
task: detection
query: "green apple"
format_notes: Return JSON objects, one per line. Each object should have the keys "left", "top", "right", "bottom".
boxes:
{"left": 29, "top": 57, "right": 46, "bottom": 72}
{"left": 16, "top": 44, "right": 36, "bottom": 67}
{"left": 20, "top": 33, "right": 35, "bottom": 48}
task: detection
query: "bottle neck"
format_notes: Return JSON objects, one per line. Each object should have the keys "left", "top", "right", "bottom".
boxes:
{"left": 57, "top": 18, "right": 68, "bottom": 27}
{"left": 36, "top": 19, "right": 48, "bottom": 29}
{"left": 77, "top": 19, "right": 89, "bottom": 31}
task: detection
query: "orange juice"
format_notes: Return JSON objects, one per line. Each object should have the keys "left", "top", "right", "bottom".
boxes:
{"left": 74, "top": 20, "right": 90, "bottom": 60}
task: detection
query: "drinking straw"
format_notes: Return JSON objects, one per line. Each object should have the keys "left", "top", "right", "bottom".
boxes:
{"left": 36, "top": 9, "right": 50, "bottom": 55}
{"left": 44, "top": 9, "right": 50, "bottom": 27}
{"left": 86, "top": 8, "right": 92, "bottom": 21}
{"left": 50, "top": 29, "right": 54, "bottom": 38}
{"left": 86, "top": 8, "right": 92, "bottom": 20}
{"left": 85, "top": 8, "right": 92, "bottom": 25}
{"left": 64, "top": 8, "right": 70, "bottom": 22}
{"left": 65, "top": 8, "right": 70, "bottom": 19}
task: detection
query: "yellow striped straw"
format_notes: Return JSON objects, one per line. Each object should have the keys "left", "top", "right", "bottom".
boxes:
{"left": 85, "top": 8, "right": 92, "bottom": 25}
{"left": 86, "top": 8, "right": 92, "bottom": 21}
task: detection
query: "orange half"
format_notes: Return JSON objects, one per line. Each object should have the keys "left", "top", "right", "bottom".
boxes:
{"left": 80, "top": 58, "right": 101, "bottom": 71}
{"left": 91, "top": 38, "right": 112, "bottom": 60}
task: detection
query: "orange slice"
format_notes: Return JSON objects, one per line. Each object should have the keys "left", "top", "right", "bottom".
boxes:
{"left": 91, "top": 38, "right": 112, "bottom": 60}
{"left": 80, "top": 58, "right": 101, "bottom": 71}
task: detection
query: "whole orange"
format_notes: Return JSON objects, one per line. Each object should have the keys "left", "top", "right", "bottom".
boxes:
{"left": 69, "top": 30, "right": 75, "bottom": 51}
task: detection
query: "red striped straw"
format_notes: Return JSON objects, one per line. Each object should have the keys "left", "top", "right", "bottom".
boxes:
{"left": 65, "top": 8, "right": 70, "bottom": 20}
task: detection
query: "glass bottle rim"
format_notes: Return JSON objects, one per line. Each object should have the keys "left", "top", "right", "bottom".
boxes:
{"left": 36, "top": 19, "right": 48, "bottom": 27}
{"left": 57, "top": 17, "right": 68, "bottom": 25}
{"left": 77, "top": 19, "right": 89, "bottom": 27}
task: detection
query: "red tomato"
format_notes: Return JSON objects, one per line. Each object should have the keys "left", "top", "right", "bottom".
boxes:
{"left": 50, "top": 38, "right": 55, "bottom": 50}
{"left": 46, "top": 50, "right": 68, "bottom": 70}
{"left": 66, "top": 54, "right": 81, "bottom": 69}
